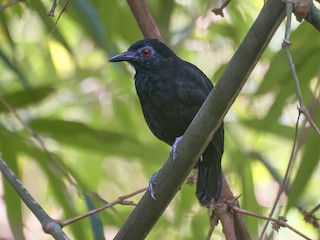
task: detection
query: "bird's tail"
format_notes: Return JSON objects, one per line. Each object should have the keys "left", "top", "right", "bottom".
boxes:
{"left": 196, "top": 143, "right": 223, "bottom": 206}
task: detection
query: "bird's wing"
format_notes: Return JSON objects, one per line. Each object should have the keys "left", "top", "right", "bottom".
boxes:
{"left": 175, "top": 60, "right": 224, "bottom": 151}
{"left": 175, "top": 61, "right": 213, "bottom": 108}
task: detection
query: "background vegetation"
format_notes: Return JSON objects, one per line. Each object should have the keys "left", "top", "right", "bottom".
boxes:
{"left": 0, "top": 0, "right": 319, "bottom": 239}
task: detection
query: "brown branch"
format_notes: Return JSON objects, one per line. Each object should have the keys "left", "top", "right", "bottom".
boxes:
{"left": 48, "top": 0, "right": 59, "bottom": 16}
{"left": 51, "top": 0, "right": 71, "bottom": 33}
{"left": 0, "top": 0, "right": 23, "bottom": 11}
{"left": 233, "top": 207, "right": 311, "bottom": 240}
{"left": 260, "top": 3, "right": 319, "bottom": 236}
{"left": 207, "top": 178, "right": 249, "bottom": 240}
{"left": 282, "top": 2, "right": 320, "bottom": 134}
{"left": 212, "top": 0, "right": 231, "bottom": 17}
{"left": 206, "top": 212, "right": 219, "bottom": 240}
{"left": 127, "top": 0, "right": 163, "bottom": 41}
{"left": 299, "top": 204, "right": 320, "bottom": 228}
{"left": 298, "top": 106, "right": 320, "bottom": 134}
{"left": 308, "top": 203, "right": 320, "bottom": 216}
{"left": 60, "top": 187, "right": 147, "bottom": 227}
{"left": 220, "top": 177, "right": 250, "bottom": 239}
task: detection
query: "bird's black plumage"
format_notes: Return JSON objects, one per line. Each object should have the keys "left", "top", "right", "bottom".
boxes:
{"left": 110, "top": 38, "right": 224, "bottom": 205}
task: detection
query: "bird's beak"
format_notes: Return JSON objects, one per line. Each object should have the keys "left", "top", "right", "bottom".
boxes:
{"left": 109, "top": 51, "right": 135, "bottom": 62}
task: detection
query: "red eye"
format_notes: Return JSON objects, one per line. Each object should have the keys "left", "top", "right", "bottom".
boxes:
{"left": 141, "top": 48, "right": 151, "bottom": 57}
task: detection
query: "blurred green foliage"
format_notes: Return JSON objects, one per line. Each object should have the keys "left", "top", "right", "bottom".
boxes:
{"left": 0, "top": 1, "right": 319, "bottom": 239}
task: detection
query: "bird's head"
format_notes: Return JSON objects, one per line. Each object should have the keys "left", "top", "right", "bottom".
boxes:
{"left": 109, "top": 39, "right": 178, "bottom": 70}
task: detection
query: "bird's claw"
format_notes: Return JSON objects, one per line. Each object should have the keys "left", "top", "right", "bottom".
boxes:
{"left": 170, "top": 135, "right": 183, "bottom": 161}
{"left": 149, "top": 172, "right": 158, "bottom": 200}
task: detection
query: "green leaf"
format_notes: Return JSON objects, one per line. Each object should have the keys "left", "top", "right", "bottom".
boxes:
{"left": 0, "top": 85, "right": 54, "bottom": 113}
{"left": 0, "top": 13, "right": 15, "bottom": 50}
{"left": 71, "top": 0, "right": 106, "bottom": 50}
{"left": 241, "top": 159, "right": 259, "bottom": 238}
{"left": 84, "top": 194, "right": 105, "bottom": 240}
{"left": 241, "top": 119, "right": 294, "bottom": 139}
{"left": 29, "top": 118, "right": 146, "bottom": 157}
{"left": 0, "top": 49, "right": 29, "bottom": 89}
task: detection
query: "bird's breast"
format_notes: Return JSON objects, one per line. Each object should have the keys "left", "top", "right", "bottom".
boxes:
{"left": 134, "top": 74, "right": 192, "bottom": 144}
{"left": 135, "top": 74, "right": 178, "bottom": 110}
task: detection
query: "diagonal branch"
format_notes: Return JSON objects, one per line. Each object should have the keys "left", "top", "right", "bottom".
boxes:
{"left": 0, "top": 0, "right": 22, "bottom": 11}
{"left": 114, "top": 0, "right": 286, "bottom": 239}
{"left": 127, "top": 0, "right": 163, "bottom": 41}
{"left": 60, "top": 187, "right": 147, "bottom": 227}
{"left": 233, "top": 207, "right": 311, "bottom": 240}
{"left": 0, "top": 157, "right": 70, "bottom": 240}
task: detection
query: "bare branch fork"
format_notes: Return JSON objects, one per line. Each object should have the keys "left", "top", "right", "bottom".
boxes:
{"left": 208, "top": 197, "right": 312, "bottom": 240}
{"left": 212, "top": 0, "right": 231, "bottom": 17}
{"left": 0, "top": 0, "right": 22, "bottom": 11}
{"left": 299, "top": 204, "right": 320, "bottom": 228}
{"left": 233, "top": 206, "right": 311, "bottom": 240}
{"left": 283, "top": 2, "right": 320, "bottom": 134}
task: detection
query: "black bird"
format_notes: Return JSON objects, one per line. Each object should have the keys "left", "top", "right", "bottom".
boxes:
{"left": 109, "top": 39, "right": 224, "bottom": 205}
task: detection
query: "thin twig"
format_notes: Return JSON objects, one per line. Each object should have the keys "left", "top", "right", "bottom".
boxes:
{"left": 309, "top": 203, "right": 320, "bottom": 216}
{"left": 0, "top": 157, "right": 70, "bottom": 240}
{"left": 216, "top": 200, "right": 237, "bottom": 240}
{"left": 0, "top": 0, "right": 22, "bottom": 11}
{"left": 212, "top": 0, "right": 231, "bottom": 17}
{"left": 126, "top": 0, "right": 163, "bottom": 41}
{"left": 48, "top": 0, "right": 59, "bottom": 16}
{"left": 60, "top": 187, "right": 147, "bottom": 227}
{"left": 299, "top": 204, "right": 320, "bottom": 228}
{"left": 206, "top": 211, "right": 219, "bottom": 240}
{"left": 51, "top": 0, "right": 71, "bottom": 33}
{"left": 260, "top": 3, "right": 319, "bottom": 236}
{"left": 259, "top": 111, "right": 301, "bottom": 239}
{"left": 298, "top": 107, "right": 320, "bottom": 134}
{"left": 233, "top": 207, "right": 311, "bottom": 240}
{"left": 282, "top": 3, "right": 320, "bottom": 134}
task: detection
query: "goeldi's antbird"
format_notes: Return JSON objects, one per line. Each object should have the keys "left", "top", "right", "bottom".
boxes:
{"left": 109, "top": 38, "right": 224, "bottom": 206}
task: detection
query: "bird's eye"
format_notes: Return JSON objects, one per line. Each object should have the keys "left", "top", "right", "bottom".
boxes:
{"left": 141, "top": 48, "right": 151, "bottom": 57}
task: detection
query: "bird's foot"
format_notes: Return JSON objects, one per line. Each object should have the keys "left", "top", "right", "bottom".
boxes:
{"left": 170, "top": 135, "right": 183, "bottom": 161}
{"left": 149, "top": 171, "right": 158, "bottom": 200}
